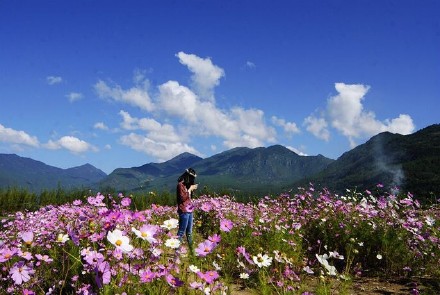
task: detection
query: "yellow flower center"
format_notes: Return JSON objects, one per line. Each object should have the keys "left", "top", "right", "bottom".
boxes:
{"left": 141, "top": 232, "right": 148, "bottom": 237}
{"left": 116, "top": 239, "right": 122, "bottom": 246}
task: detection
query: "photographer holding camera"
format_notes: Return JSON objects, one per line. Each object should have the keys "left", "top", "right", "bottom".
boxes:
{"left": 176, "top": 168, "right": 198, "bottom": 255}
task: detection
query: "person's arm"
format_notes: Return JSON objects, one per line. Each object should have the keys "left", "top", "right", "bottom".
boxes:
{"left": 178, "top": 182, "right": 188, "bottom": 200}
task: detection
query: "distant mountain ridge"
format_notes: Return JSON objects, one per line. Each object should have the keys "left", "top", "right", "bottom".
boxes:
{"left": 0, "top": 154, "right": 107, "bottom": 192}
{"left": 1, "top": 124, "right": 439, "bottom": 199}
{"left": 99, "top": 144, "right": 334, "bottom": 193}
{"left": 294, "top": 124, "right": 440, "bottom": 198}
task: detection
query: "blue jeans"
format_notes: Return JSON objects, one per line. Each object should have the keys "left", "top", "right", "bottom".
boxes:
{"left": 177, "top": 212, "right": 193, "bottom": 246}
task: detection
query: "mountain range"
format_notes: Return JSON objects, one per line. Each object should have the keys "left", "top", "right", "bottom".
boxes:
{"left": 1, "top": 124, "right": 439, "bottom": 200}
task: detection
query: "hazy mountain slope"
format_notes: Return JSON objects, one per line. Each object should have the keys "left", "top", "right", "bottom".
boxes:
{"left": 293, "top": 124, "right": 440, "bottom": 199}
{"left": 0, "top": 154, "right": 106, "bottom": 192}
{"left": 100, "top": 145, "right": 335, "bottom": 194}
{"left": 99, "top": 152, "right": 203, "bottom": 191}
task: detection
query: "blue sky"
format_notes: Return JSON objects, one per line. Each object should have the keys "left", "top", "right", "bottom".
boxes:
{"left": 1, "top": 0, "right": 439, "bottom": 174}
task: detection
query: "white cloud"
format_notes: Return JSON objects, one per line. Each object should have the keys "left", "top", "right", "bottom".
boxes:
{"left": 305, "top": 83, "right": 415, "bottom": 147}
{"left": 94, "top": 122, "right": 109, "bottom": 130}
{"left": 94, "top": 79, "right": 154, "bottom": 111}
{"left": 66, "top": 92, "right": 83, "bottom": 102}
{"left": 157, "top": 81, "right": 198, "bottom": 121}
{"left": 286, "top": 145, "right": 308, "bottom": 156}
{"left": 46, "top": 76, "right": 62, "bottom": 85}
{"left": 120, "top": 133, "right": 200, "bottom": 161}
{"left": 326, "top": 83, "right": 415, "bottom": 147}
{"left": 44, "top": 136, "right": 98, "bottom": 153}
{"left": 0, "top": 124, "right": 39, "bottom": 147}
{"left": 271, "top": 116, "right": 300, "bottom": 134}
{"left": 118, "top": 110, "right": 181, "bottom": 143}
{"left": 303, "top": 116, "right": 330, "bottom": 141}
{"left": 176, "top": 52, "right": 225, "bottom": 102}
{"left": 245, "top": 61, "right": 256, "bottom": 69}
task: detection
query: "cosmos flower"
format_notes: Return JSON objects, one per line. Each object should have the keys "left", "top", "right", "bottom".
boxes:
{"left": 189, "top": 264, "right": 200, "bottom": 273}
{"left": 220, "top": 218, "right": 234, "bottom": 232}
{"left": 316, "top": 254, "right": 337, "bottom": 276}
{"left": 161, "top": 218, "right": 179, "bottom": 230}
{"left": 165, "top": 238, "right": 181, "bottom": 249}
{"left": 239, "top": 273, "right": 249, "bottom": 279}
{"left": 195, "top": 240, "right": 216, "bottom": 257}
{"left": 10, "top": 261, "right": 35, "bottom": 285}
{"left": 21, "top": 231, "right": 34, "bottom": 246}
{"left": 166, "top": 274, "right": 184, "bottom": 287}
{"left": 253, "top": 253, "right": 273, "bottom": 268}
{"left": 198, "top": 270, "right": 219, "bottom": 284}
{"left": 107, "top": 229, "right": 134, "bottom": 253}
{"left": 132, "top": 224, "right": 158, "bottom": 243}
{"left": 139, "top": 268, "right": 156, "bottom": 283}
{"left": 56, "top": 233, "right": 70, "bottom": 244}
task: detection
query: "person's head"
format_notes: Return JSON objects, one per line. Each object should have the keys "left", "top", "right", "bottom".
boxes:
{"left": 178, "top": 168, "right": 197, "bottom": 188}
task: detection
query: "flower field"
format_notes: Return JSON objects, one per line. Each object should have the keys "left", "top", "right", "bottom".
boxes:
{"left": 1, "top": 185, "right": 439, "bottom": 294}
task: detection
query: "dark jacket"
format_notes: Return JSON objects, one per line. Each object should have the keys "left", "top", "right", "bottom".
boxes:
{"left": 176, "top": 181, "right": 194, "bottom": 213}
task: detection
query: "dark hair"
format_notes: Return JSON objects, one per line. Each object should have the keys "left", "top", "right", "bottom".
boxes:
{"left": 178, "top": 168, "right": 197, "bottom": 189}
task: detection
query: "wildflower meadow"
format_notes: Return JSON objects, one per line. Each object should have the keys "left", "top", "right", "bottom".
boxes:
{"left": 0, "top": 184, "right": 439, "bottom": 294}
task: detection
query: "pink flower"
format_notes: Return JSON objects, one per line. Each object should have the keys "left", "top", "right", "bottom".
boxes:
{"left": 139, "top": 268, "right": 156, "bottom": 283}
{"left": 0, "top": 247, "right": 17, "bottom": 263}
{"left": 132, "top": 224, "right": 159, "bottom": 243}
{"left": 10, "top": 261, "right": 35, "bottom": 285}
{"left": 220, "top": 218, "right": 234, "bottom": 232}
{"left": 208, "top": 234, "right": 221, "bottom": 244}
{"left": 95, "top": 261, "right": 111, "bottom": 287}
{"left": 198, "top": 270, "right": 219, "bottom": 284}
{"left": 166, "top": 274, "right": 184, "bottom": 287}
{"left": 21, "top": 231, "right": 34, "bottom": 246}
{"left": 121, "top": 197, "right": 131, "bottom": 207}
{"left": 200, "top": 203, "right": 212, "bottom": 212}
{"left": 195, "top": 240, "right": 216, "bottom": 257}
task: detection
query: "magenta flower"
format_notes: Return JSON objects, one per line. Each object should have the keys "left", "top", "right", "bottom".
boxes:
{"left": 208, "top": 233, "right": 221, "bottom": 244}
{"left": 10, "top": 261, "right": 35, "bottom": 285}
{"left": 21, "top": 231, "right": 34, "bottom": 246}
{"left": 200, "top": 203, "right": 212, "bottom": 212}
{"left": 95, "top": 260, "right": 111, "bottom": 288}
{"left": 198, "top": 270, "right": 219, "bottom": 284}
{"left": 0, "top": 247, "right": 18, "bottom": 263}
{"left": 165, "top": 274, "right": 184, "bottom": 287}
{"left": 121, "top": 197, "right": 131, "bottom": 207}
{"left": 195, "top": 240, "right": 216, "bottom": 257}
{"left": 139, "top": 268, "right": 156, "bottom": 283}
{"left": 220, "top": 218, "right": 234, "bottom": 232}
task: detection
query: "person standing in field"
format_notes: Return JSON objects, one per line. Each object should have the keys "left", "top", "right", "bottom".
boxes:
{"left": 176, "top": 168, "right": 198, "bottom": 254}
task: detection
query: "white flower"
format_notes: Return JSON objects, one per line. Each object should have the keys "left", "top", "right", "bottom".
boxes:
{"left": 189, "top": 264, "right": 200, "bottom": 273}
{"left": 239, "top": 273, "right": 249, "bottom": 279}
{"left": 303, "top": 266, "right": 314, "bottom": 274}
{"left": 329, "top": 251, "right": 344, "bottom": 260}
{"left": 165, "top": 238, "right": 181, "bottom": 249}
{"left": 425, "top": 216, "right": 435, "bottom": 226}
{"left": 316, "top": 254, "right": 337, "bottom": 276}
{"left": 151, "top": 247, "right": 162, "bottom": 257}
{"left": 376, "top": 254, "right": 383, "bottom": 260}
{"left": 56, "top": 233, "right": 69, "bottom": 244}
{"left": 213, "top": 260, "right": 221, "bottom": 271}
{"left": 161, "top": 218, "right": 179, "bottom": 230}
{"left": 107, "top": 229, "right": 134, "bottom": 253}
{"left": 252, "top": 253, "right": 273, "bottom": 268}
{"left": 131, "top": 226, "right": 158, "bottom": 244}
